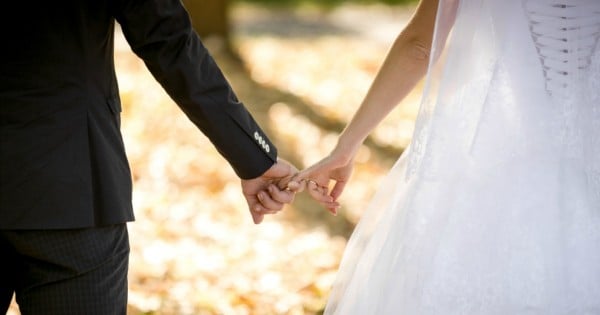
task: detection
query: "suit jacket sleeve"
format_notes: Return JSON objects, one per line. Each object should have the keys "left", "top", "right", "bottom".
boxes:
{"left": 113, "top": 0, "right": 276, "bottom": 179}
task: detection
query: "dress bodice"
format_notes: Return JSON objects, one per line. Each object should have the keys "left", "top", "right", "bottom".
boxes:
{"left": 523, "top": 0, "right": 600, "bottom": 99}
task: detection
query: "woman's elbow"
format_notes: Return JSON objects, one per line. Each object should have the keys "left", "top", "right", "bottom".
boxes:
{"left": 393, "top": 26, "right": 433, "bottom": 61}
{"left": 407, "top": 38, "right": 431, "bottom": 61}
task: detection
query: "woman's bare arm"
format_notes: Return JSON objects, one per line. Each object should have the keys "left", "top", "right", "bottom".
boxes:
{"left": 334, "top": 0, "right": 456, "bottom": 162}
{"left": 293, "top": 0, "right": 459, "bottom": 209}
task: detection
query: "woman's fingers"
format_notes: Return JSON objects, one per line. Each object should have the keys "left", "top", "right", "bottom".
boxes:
{"left": 330, "top": 180, "right": 347, "bottom": 201}
{"left": 288, "top": 157, "right": 346, "bottom": 215}
{"left": 293, "top": 159, "right": 332, "bottom": 181}
{"left": 306, "top": 180, "right": 340, "bottom": 214}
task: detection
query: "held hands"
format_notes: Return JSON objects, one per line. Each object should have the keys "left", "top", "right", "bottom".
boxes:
{"left": 292, "top": 149, "right": 354, "bottom": 215}
{"left": 241, "top": 158, "right": 302, "bottom": 224}
{"left": 243, "top": 149, "right": 355, "bottom": 224}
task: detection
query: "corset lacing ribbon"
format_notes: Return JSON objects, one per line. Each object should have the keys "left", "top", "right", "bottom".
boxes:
{"left": 523, "top": 0, "right": 600, "bottom": 98}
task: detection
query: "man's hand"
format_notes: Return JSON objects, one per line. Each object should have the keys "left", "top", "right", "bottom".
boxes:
{"left": 241, "top": 158, "right": 300, "bottom": 224}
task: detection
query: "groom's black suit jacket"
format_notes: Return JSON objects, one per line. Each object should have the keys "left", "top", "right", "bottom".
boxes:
{"left": 0, "top": 0, "right": 277, "bottom": 229}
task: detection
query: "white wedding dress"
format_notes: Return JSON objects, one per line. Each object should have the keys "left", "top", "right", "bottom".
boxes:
{"left": 324, "top": 0, "right": 600, "bottom": 314}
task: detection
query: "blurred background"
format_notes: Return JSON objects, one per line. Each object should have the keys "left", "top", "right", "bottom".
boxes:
{"left": 9, "top": 0, "right": 421, "bottom": 314}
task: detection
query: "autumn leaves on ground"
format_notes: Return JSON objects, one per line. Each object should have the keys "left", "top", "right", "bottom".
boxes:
{"left": 9, "top": 3, "right": 421, "bottom": 315}
{"left": 119, "top": 3, "right": 422, "bottom": 315}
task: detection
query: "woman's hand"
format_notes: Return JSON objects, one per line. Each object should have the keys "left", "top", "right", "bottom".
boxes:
{"left": 293, "top": 149, "right": 355, "bottom": 215}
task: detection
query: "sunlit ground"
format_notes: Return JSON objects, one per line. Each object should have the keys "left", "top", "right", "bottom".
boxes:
{"left": 9, "top": 3, "right": 421, "bottom": 315}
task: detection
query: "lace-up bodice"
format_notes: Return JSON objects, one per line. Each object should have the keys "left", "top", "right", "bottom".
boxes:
{"left": 523, "top": 0, "right": 600, "bottom": 99}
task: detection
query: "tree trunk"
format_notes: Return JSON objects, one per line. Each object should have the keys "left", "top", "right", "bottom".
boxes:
{"left": 182, "top": 0, "right": 230, "bottom": 41}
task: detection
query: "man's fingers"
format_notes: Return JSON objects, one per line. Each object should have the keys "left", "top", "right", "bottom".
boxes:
{"left": 257, "top": 190, "right": 285, "bottom": 212}
{"left": 275, "top": 175, "right": 304, "bottom": 193}
{"left": 267, "top": 184, "right": 295, "bottom": 204}
{"left": 285, "top": 180, "right": 305, "bottom": 193}
{"left": 245, "top": 195, "right": 264, "bottom": 224}
{"left": 251, "top": 210, "right": 264, "bottom": 224}
{"left": 246, "top": 195, "right": 278, "bottom": 224}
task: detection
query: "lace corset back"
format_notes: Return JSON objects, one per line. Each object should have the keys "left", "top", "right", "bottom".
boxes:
{"left": 523, "top": 0, "right": 600, "bottom": 99}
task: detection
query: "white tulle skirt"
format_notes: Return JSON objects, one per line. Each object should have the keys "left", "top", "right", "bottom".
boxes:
{"left": 323, "top": 2, "right": 600, "bottom": 310}
{"left": 325, "top": 141, "right": 600, "bottom": 314}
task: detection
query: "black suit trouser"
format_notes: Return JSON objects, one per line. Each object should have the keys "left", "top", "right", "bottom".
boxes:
{"left": 0, "top": 224, "right": 129, "bottom": 315}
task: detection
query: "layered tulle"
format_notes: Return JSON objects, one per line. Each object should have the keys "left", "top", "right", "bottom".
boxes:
{"left": 325, "top": 0, "right": 600, "bottom": 313}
